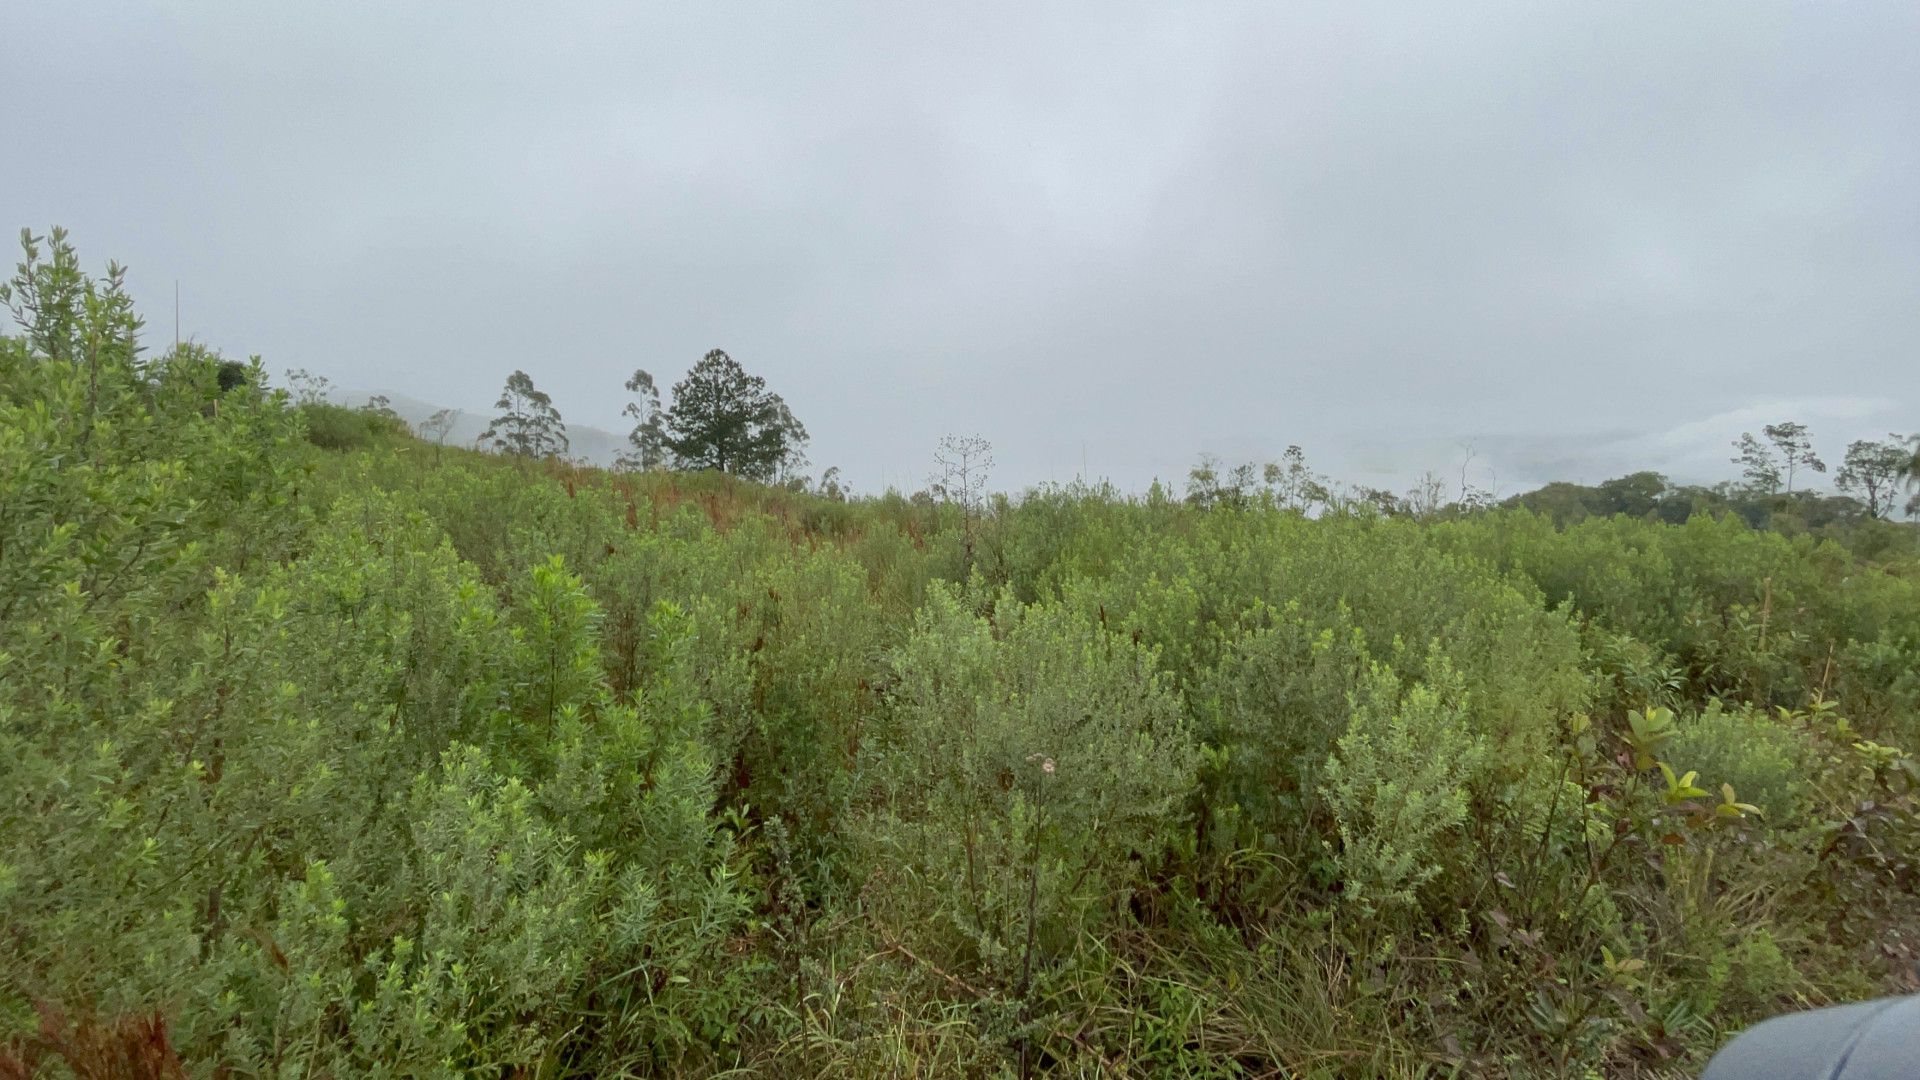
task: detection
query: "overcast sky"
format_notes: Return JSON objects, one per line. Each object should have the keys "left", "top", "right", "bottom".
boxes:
{"left": 7, "top": 1, "right": 1917, "bottom": 496}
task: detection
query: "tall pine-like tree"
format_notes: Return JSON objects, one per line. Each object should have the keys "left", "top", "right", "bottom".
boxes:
{"left": 1762, "top": 421, "right": 1825, "bottom": 494}
{"left": 661, "top": 349, "right": 806, "bottom": 481}
{"left": 482, "top": 369, "right": 568, "bottom": 459}
{"left": 1732, "top": 432, "right": 1783, "bottom": 494}
{"left": 617, "top": 368, "right": 666, "bottom": 470}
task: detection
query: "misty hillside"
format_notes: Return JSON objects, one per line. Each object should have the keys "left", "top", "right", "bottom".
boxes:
{"left": 327, "top": 387, "right": 628, "bottom": 466}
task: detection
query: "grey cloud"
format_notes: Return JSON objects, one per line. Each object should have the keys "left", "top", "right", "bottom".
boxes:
{"left": 5, "top": 1, "right": 1916, "bottom": 496}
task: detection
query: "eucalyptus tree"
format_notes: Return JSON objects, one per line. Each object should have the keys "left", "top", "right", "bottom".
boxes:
{"left": 482, "top": 370, "right": 568, "bottom": 459}
{"left": 1264, "top": 445, "right": 1330, "bottom": 513}
{"left": 616, "top": 368, "right": 666, "bottom": 470}
{"left": 818, "top": 465, "right": 847, "bottom": 501}
{"left": 418, "top": 407, "right": 458, "bottom": 461}
{"left": 418, "top": 407, "right": 457, "bottom": 446}
{"left": 1732, "top": 432, "right": 1782, "bottom": 495}
{"left": 1186, "top": 454, "right": 1251, "bottom": 510}
{"left": 1762, "top": 421, "right": 1825, "bottom": 493}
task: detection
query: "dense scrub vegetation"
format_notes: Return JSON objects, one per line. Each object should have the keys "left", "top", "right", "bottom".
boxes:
{"left": 4, "top": 231, "right": 1918, "bottom": 1077}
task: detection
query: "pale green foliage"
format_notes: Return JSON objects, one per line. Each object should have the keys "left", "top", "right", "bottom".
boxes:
{"left": 1, "top": 491, "right": 744, "bottom": 1074}
{"left": 515, "top": 554, "right": 605, "bottom": 740}
{"left": 1322, "top": 658, "right": 1485, "bottom": 913}
{"left": 0, "top": 226, "right": 140, "bottom": 368}
{"left": 860, "top": 587, "right": 1197, "bottom": 982}
{"left": 0, "top": 230, "right": 745, "bottom": 1069}
{"left": 1667, "top": 702, "right": 1815, "bottom": 820}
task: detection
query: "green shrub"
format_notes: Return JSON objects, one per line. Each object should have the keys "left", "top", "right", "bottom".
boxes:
{"left": 858, "top": 587, "right": 1197, "bottom": 988}
{"left": 1192, "top": 600, "right": 1373, "bottom": 885}
{"left": 1667, "top": 701, "right": 1816, "bottom": 821}
{"left": 299, "top": 400, "right": 408, "bottom": 450}
{"left": 1322, "top": 656, "right": 1485, "bottom": 915}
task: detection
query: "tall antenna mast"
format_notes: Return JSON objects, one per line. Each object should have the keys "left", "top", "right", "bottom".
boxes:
{"left": 173, "top": 280, "right": 180, "bottom": 352}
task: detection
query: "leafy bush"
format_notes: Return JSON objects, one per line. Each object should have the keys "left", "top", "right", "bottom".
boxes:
{"left": 858, "top": 587, "right": 1197, "bottom": 989}
{"left": 1322, "top": 656, "right": 1485, "bottom": 915}
{"left": 1667, "top": 702, "right": 1816, "bottom": 821}
{"left": 299, "top": 400, "right": 409, "bottom": 450}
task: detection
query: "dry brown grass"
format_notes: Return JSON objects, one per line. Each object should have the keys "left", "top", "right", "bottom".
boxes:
{"left": 0, "top": 1003, "right": 185, "bottom": 1080}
